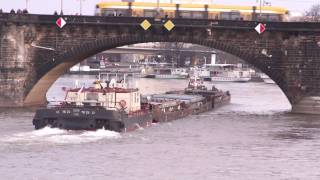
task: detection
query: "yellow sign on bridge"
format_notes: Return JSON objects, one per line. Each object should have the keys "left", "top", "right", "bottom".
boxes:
{"left": 164, "top": 20, "right": 175, "bottom": 31}
{"left": 140, "top": 20, "right": 151, "bottom": 30}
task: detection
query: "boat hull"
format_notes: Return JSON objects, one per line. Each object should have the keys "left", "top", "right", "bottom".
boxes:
{"left": 33, "top": 107, "right": 153, "bottom": 132}
{"left": 33, "top": 92, "right": 230, "bottom": 132}
{"left": 209, "top": 77, "right": 251, "bottom": 82}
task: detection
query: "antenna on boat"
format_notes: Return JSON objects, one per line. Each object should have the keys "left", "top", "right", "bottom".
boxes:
{"left": 75, "top": 79, "right": 79, "bottom": 88}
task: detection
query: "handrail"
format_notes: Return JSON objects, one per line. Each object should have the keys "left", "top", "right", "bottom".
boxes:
{"left": 1, "top": 13, "right": 320, "bottom": 32}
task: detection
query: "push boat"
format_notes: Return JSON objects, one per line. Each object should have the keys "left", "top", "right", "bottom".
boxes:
{"left": 33, "top": 74, "right": 231, "bottom": 132}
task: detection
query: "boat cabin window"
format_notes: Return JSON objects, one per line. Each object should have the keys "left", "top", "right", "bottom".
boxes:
{"left": 86, "top": 93, "right": 99, "bottom": 101}
{"left": 83, "top": 102, "right": 90, "bottom": 106}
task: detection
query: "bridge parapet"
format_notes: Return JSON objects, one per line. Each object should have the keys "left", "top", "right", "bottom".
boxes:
{"left": 1, "top": 13, "right": 320, "bottom": 31}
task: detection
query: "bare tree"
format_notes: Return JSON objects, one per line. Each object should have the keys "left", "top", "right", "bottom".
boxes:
{"left": 159, "top": 42, "right": 185, "bottom": 66}
{"left": 305, "top": 4, "right": 320, "bottom": 22}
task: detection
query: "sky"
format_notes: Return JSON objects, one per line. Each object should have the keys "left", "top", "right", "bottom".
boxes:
{"left": 0, "top": 0, "right": 318, "bottom": 15}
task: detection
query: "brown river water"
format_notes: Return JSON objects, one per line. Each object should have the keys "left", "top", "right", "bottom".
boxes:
{"left": 0, "top": 75, "right": 319, "bottom": 180}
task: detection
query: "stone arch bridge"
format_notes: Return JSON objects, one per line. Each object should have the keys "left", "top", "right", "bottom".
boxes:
{"left": 1, "top": 13, "right": 320, "bottom": 114}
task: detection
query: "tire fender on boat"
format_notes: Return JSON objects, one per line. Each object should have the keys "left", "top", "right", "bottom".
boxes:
{"left": 119, "top": 100, "right": 127, "bottom": 108}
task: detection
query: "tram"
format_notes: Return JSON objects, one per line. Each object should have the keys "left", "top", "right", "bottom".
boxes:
{"left": 95, "top": 2, "right": 289, "bottom": 21}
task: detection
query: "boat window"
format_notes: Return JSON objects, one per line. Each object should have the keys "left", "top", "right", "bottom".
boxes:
{"left": 82, "top": 102, "right": 90, "bottom": 106}
{"left": 86, "top": 93, "right": 99, "bottom": 101}
{"left": 159, "top": 69, "right": 171, "bottom": 74}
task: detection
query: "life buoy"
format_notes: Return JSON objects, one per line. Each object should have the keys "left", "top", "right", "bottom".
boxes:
{"left": 119, "top": 100, "right": 127, "bottom": 108}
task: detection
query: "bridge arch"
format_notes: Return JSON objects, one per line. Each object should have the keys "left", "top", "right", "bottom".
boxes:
{"left": 24, "top": 34, "right": 288, "bottom": 106}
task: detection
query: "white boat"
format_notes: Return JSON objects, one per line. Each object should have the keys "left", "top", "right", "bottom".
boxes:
{"left": 260, "top": 74, "right": 276, "bottom": 84}
{"left": 189, "top": 67, "right": 211, "bottom": 79}
{"left": 191, "top": 64, "right": 252, "bottom": 82}
{"left": 143, "top": 67, "right": 189, "bottom": 79}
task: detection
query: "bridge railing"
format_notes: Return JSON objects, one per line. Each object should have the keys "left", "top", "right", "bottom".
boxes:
{"left": 1, "top": 13, "right": 320, "bottom": 32}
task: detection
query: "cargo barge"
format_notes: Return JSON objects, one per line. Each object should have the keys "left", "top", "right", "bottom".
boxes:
{"left": 33, "top": 74, "right": 230, "bottom": 132}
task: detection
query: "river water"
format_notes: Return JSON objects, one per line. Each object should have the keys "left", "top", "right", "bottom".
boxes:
{"left": 1, "top": 75, "right": 320, "bottom": 180}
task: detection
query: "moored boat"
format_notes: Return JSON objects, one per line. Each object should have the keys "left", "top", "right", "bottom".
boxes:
{"left": 142, "top": 67, "right": 189, "bottom": 79}
{"left": 191, "top": 64, "right": 252, "bottom": 82}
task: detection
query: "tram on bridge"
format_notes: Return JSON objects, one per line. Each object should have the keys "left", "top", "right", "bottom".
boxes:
{"left": 95, "top": 2, "right": 289, "bottom": 22}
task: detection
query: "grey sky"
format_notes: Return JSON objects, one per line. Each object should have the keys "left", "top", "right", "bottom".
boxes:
{"left": 0, "top": 0, "right": 317, "bottom": 15}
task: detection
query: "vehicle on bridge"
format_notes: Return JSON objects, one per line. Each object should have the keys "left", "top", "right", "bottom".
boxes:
{"left": 95, "top": 2, "right": 289, "bottom": 21}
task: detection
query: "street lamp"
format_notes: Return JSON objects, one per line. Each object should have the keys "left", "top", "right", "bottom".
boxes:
{"left": 157, "top": 0, "right": 160, "bottom": 14}
{"left": 259, "top": 0, "right": 262, "bottom": 19}
{"left": 78, "top": 0, "right": 85, "bottom": 15}
{"left": 60, "top": 0, "right": 64, "bottom": 14}
{"left": 25, "top": 0, "right": 30, "bottom": 11}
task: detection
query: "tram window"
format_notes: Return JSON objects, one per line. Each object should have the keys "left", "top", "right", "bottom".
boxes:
{"left": 268, "top": 14, "right": 280, "bottom": 21}
{"left": 259, "top": 14, "right": 269, "bottom": 21}
{"left": 116, "top": 9, "right": 128, "bottom": 16}
{"left": 192, "top": 12, "right": 203, "bottom": 19}
{"left": 230, "top": 11, "right": 241, "bottom": 20}
{"left": 220, "top": 12, "right": 230, "bottom": 20}
{"left": 180, "top": 11, "right": 192, "bottom": 18}
{"left": 220, "top": 11, "right": 240, "bottom": 20}
{"left": 144, "top": 10, "right": 156, "bottom": 17}
{"left": 103, "top": 9, "right": 115, "bottom": 16}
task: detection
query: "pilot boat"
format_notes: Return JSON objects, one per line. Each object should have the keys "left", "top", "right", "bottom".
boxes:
{"left": 33, "top": 74, "right": 153, "bottom": 132}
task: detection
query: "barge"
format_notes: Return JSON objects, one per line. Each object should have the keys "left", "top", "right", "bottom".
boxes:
{"left": 33, "top": 74, "right": 230, "bottom": 132}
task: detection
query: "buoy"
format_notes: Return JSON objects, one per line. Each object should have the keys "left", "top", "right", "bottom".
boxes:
{"left": 119, "top": 100, "right": 127, "bottom": 108}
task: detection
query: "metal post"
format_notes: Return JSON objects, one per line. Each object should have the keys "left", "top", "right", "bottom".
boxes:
{"left": 157, "top": 0, "right": 160, "bottom": 13}
{"left": 60, "top": 0, "right": 63, "bottom": 14}
{"left": 25, "top": 0, "right": 29, "bottom": 10}
{"left": 80, "top": 0, "right": 83, "bottom": 15}
{"left": 259, "top": 0, "right": 262, "bottom": 19}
